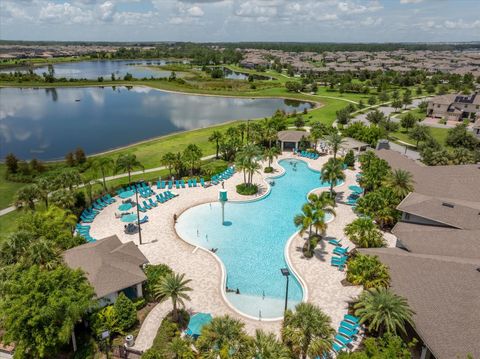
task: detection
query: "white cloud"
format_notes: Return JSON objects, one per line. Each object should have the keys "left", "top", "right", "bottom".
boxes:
{"left": 400, "top": 0, "right": 424, "bottom": 4}
{"left": 99, "top": 1, "right": 115, "bottom": 22}
{"left": 337, "top": 1, "right": 383, "bottom": 14}
{"left": 187, "top": 5, "right": 204, "bottom": 16}
{"left": 361, "top": 16, "right": 382, "bottom": 26}
{"left": 444, "top": 19, "right": 480, "bottom": 29}
{"left": 39, "top": 2, "right": 92, "bottom": 24}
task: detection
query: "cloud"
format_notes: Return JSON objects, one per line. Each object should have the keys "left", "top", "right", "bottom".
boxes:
{"left": 39, "top": 2, "right": 92, "bottom": 24}
{"left": 444, "top": 19, "right": 480, "bottom": 29}
{"left": 400, "top": 0, "right": 424, "bottom": 3}
{"left": 99, "top": 1, "right": 115, "bottom": 22}
{"left": 337, "top": 1, "right": 383, "bottom": 14}
{"left": 187, "top": 5, "right": 204, "bottom": 16}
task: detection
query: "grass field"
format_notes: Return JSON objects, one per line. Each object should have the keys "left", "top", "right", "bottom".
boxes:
{"left": 0, "top": 165, "right": 28, "bottom": 209}
{"left": 392, "top": 126, "right": 449, "bottom": 147}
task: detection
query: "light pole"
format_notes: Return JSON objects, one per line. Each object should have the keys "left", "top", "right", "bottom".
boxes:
{"left": 280, "top": 268, "right": 290, "bottom": 313}
{"left": 135, "top": 187, "right": 142, "bottom": 245}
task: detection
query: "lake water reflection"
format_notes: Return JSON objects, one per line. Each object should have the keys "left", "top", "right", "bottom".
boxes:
{"left": 0, "top": 86, "right": 312, "bottom": 160}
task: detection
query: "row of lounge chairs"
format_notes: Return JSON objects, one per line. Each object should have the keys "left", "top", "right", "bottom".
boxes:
{"left": 157, "top": 178, "right": 207, "bottom": 190}
{"left": 136, "top": 191, "right": 178, "bottom": 212}
{"left": 116, "top": 183, "right": 154, "bottom": 198}
{"left": 211, "top": 167, "right": 235, "bottom": 185}
{"left": 76, "top": 224, "right": 95, "bottom": 242}
{"left": 332, "top": 315, "right": 361, "bottom": 353}
{"left": 330, "top": 239, "right": 350, "bottom": 271}
{"left": 295, "top": 149, "right": 320, "bottom": 160}
{"left": 80, "top": 194, "right": 116, "bottom": 223}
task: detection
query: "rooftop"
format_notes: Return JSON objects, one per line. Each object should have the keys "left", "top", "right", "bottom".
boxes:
{"left": 277, "top": 130, "right": 308, "bottom": 143}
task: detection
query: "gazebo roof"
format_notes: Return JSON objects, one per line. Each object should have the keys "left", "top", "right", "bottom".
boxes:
{"left": 277, "top": 130, "right": 308, "bottom": 142}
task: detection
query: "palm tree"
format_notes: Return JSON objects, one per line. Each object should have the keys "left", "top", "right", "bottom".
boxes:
{"left": 346, "top": 253, "right": 390, "bottom": 289}
{"left": 308, "top": 192, "right": 336, "bottom": 235}
{"left": 263, "top": 146, "right": 280, "bottom": 169}
{"left": 262, "top": 119, "right": 278, "bottom": 148}
{"left": 81, "top": 175, "right": 101, "bottom": 205}
{"left": 382, "top": 169, "right": 414, "bottom": 199}
{"left": 92, "top": 157, "right": 114, "bottom": 191}
{"left": 115, "top": 154, "right": 144, "bottom": 184}
{"left": 294, "top": 203, "right": 315, "bottom": 253}
{"left": 165, "top": 337, "right": 195, "bottom": 359}
{"left": 325, "top": 132, "right": 345, "bottom": 160}
{"left": 160, "top": 152, "right": 175, "bottom": 177}
{"left": 237, "top": 122, "right": 247, "bottom": 144}
{"left": 355, "top": 188, "right": 399, "bottom": 230}
{"left": 196, "top": 315, "right": 252, "bottom": 358}
{"left": 50, "top": 189, "right": 75, "bottom": 210}
{"left": 154, "top": 272, "right": 192, "bottom": 322}
{"left": 14, "top": 184, "right": 38, "bottom": 210}
{"left": 56, "top": 168, "right": 81, "bottom": 191}
{"left": 35, "top": 178, "right": 51, "bottom": 209}
{"left": 320, "top": 158, "right": 345, "bottom": 198}
{"left": 354, "top": 287, "right": 414, "bottom": 336}
{"left": 344, "top": 218, "right": 385, "bottom": 248}
{"left": 0, "top": 230, "right": 32, "bottom": 266}
{"left": 282, "top": 302, "right": 334, "bottom": 359}
{"left": 252, "top": 330, "right": 291, "bottom": 359}
{"left": 26, "top": 239, "right": 60, "bottom": 270}
{"left": 236, "top": 144, "right": 262, "bottom": 185}
{"left": 183, "top": 144, "right": 203, "bottom": 176}
{"left": 209, "top": 130, "right": 223, "bottom": 159}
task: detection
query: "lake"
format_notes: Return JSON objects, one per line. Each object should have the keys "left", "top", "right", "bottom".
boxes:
{"left": 0, "top": 60, "right": 184, "bottom": 80}
{"left": 0, "top": 86, "right": 312, "bottom": 160}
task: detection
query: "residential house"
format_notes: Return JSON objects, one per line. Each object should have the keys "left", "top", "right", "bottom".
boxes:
{"left": 427, "top": 92, "right": 480, "bottom": 121}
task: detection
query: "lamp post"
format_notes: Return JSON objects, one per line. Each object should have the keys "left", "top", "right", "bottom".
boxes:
{"left": 280, "top": 268, "right": 290, "bottom": 313}
{"left": 135, "top": 188, "right": 142, "bottom": 245}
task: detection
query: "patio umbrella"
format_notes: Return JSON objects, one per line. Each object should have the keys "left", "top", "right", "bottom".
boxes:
{"left": 119, "top": 190, "right": 135, "bottom": 199}
{"left": 185, "top": 313, "right": 212, "bottom": 338}
{"left": 121, "top": 213, "right": 137, "bottom": 223}
{"left": 118, "top": 203, "right": 133, "bottom": 211}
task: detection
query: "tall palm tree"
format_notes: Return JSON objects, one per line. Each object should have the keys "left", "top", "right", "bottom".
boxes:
{"left": 26, "top": 239, "right": 60, "bottom": 270}
{"left": 237, "top": 122, "right": 247, "bottom": 144}
{"left": 354, "top": 287, "right": 414, "bottom": 336}
{"left": 263, "top": 146, "right": 280, "bottom": 169}
{"left": 81, "top": 176, "right": 101, "bottom": 205}
{"left": 308, "top": 192, "right": 336, "bottom": 235}
{"left": 282, "top": 302, "right": 334, "bottom": 359}
{"left": 161, "top": 152, "right": 176, "bottom": 177}
{"left": 262, "top": 118, "right": 278, "bottom": 148}
{"left": 346, "top": 253, "right": 390, "bottom": 289}
{"left": 183, "top": 144, "right": 203, "bottom": 176}
{"left": 325, "top": 132, "right": 345, "bottom": 160}
{"left": 320, "top": 158, "right": 345, "bottom": 198}
{"left": 115, "top": 154, "right": 144, "bottom": 184}
{"left": 344, "top": 218, "right": 385, "bottom": 248}
{"left": 196, "top": 315, "right": 252, "bottom": 358}
{"left": 209, "top": 130, "right": 223, "bottom": 159}
{"left": 382, "top": 169, "right": 414, "bottom": 199}
{"left": 50, "top": 189, "right": 75, "bottom": 210}
{"left": 14, "top": 184, "right": 38, "bottom": 210}
{"left": 154, "top": 272, "right": 192, "bottom": 322}
{"left": 35, "top": 178, "right": 51, "bottom": 209}
{"left": 252, "top": 330, "right": 291, "bottom": 359}
{"left": 92, "top": 157, "right": 114, "bottom": 192}
{"left": 294, "top": 203, "right": 315, "bottom": 252}
{"left": 56, "top": 168, "right": 81, "bottom": 192}
{"left": 236, "top": 144, "right": 262, "bottom": 185}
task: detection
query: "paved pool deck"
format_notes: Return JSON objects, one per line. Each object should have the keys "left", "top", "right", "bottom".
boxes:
{"left": 88, "top": 153, "right": 391, "bottom": 352}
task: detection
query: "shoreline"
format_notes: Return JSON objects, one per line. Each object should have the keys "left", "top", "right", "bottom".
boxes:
{"left": 0, "top": 84, "right": 322, "bottom": 163}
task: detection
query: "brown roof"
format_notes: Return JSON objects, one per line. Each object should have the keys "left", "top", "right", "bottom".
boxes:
{"left": 375, "top": 149, "right": 480, "bottom": 203}
{"left": 393, "top": 222, "right": 480, "bottom": 260}
{"left": 397, "top": 192, "right": 480, "bottom": 230}
{"left": 63, "top": 235, "right": 148, "bottom": 298}
{"left": 277, "top": 130, "right": 308, "bottom": 143}
{"left": 428, "top": 94, "right": 456, "bottom": 105}
{"left": 360, "top": 247, "right": 480, "bottom": 359}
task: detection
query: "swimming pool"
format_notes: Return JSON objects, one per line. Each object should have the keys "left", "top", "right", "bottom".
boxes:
{"left": 176, "top": 159, "right": 337, "bottom": 319}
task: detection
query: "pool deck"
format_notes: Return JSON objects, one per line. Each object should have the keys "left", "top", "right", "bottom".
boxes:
{"left": 88, "top": 153, "right": 387, "bottom": 352}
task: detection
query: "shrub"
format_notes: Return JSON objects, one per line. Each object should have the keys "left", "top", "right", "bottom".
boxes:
{"left": 141, "top": 349, "right": 163, "bottom": 359}
{"left": 347, "top": 253, "right": 390, "bottom": 288}
{"left": 5, "top": 153, "right": 19, "bottom": 174}
{"left": 236, "top": 183, "right": 258, "bottom": 195}
{"left": 344, "top": 150, "right": 355, "bottom": 167}
{"left": 113, "top": 293, "right": 137, "bottom": 332}
{"left": 264, "top": 166, "right": 273, "bottom": 173}
{"left": 144, "top": 264, "right": 173, "bottom": 301}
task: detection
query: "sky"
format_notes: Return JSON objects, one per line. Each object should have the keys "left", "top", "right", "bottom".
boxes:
{"left": 1, "top": 0, "right": 480, "bottom": 43}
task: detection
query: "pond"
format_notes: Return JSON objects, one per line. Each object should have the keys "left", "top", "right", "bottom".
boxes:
{"left": 0, "top": 60, "right": 185, "bottom": 80}
{"left": 0, "top": 86, "right": 313, "bottom": 160}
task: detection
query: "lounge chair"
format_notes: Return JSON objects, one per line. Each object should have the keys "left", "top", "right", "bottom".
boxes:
{"left": 136, "top": 216, "right": 149, "bottom": 225}
{"left": 156, "top": 194, "right": 165, "bottom": 203}
{"left": 340, "top": 320, "right": 358, "bottom": 332}
{"left": 332, "top": 341, "right": 345, "bottom": 353}
{"left": 137, "top": 204, "right": 147, "bottom": 213}
{"left": 334, "top": 334, "right": 353, "bottom": 346}
{"left": 187, "top": 179, "right": 192, "bottom": 187}
{"left": 148, "top": 198, "right": 158, "bottom": 207}
{"left": 338, "top": 326, "right": 357, "bottom": 338}
{"left": 175, "top": 180, "right": 180, "bottom": 188}
{"left": 143, "top": 201, "right": 152, "bottom": 210}
{"left": 344, "top": 315, "right": 360, "bottom": 325}
{"left": 192, "top": 178, "right": 197, "bottom": 187}
{"left": 329, "top": 238, "right": 342, "bottom": 246}
{"left": 168, "top": 181, "right": 173, "bottom": 189}
{"left": 333, "top": 246, "right": 349, "bottom": 255}
{"left": 200, "top": 178, "right": 205, "bottom": 187}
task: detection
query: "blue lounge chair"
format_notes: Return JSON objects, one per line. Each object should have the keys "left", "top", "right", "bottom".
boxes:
{"left": 143, "top": 201, "right": 152, "bottom": 210}
{"left": 180, "top": 180, "right": 185, "bottom": 188}
{"left": 187, "top": 179, "right": 192, "bottom": 187}
{"left": 136, "top": 216, "right": 149, "bottom": 224}
{"left": 335, "top": 334, "right": 353, "bottom": 346}
{"left": 175, "top": 180, "right": 180, "bottom": 188}
{"left": 168, "top": 181, "right": 173, "bottom": 189}
{"left": 333, "top": 246, "right": 349, "bottom": 255}
{"left": 338, "top": 326, "right": 357, "bottom": 338}
{"left": 137, "top": 205, "right": 147, "bottom": 213}
{"left": 340, "top": 320, "right": 358, "bottom": 332}
{"left": 148, "top": 198, "right": 158, "bottom": 207}
{"left": 192, "top": 178, "right": 197, "bottom": 187}
{"left": 200, "top": 178, "right": 205, "bottom": 187}
{"left": 332, "top": 341, "right": 345, "bottom": 353}
{"left": 344, "top": 315, "right": 360, "bottom": 325}
{"left": 329, "top": 238, "right": 342, "bottom": 246}
{"left": 156, "top": 194, "right": 165, "bottom": 203}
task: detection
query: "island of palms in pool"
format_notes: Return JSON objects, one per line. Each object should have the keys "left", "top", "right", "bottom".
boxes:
{"left": 176, "top": 159, "right": 338, "bottom": 319}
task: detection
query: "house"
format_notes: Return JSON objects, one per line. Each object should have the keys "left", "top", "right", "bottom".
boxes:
{"left": 473, "top": 119, "right": 480, "bottom": 138}
{"left": 363, "top": 150, "right": 480, "bottom": 359}
{"left": 427, "top": 92, "right": 480, "bottom": 122}
{"left": 277, "top": 130, "right": 310, "bottom": 151}
{"left": 63, "top": 235, "right": 148, "bottom": 306}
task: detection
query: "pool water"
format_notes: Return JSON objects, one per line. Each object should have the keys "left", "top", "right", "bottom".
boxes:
{"left": 176, "top": 159, "right": 336, "bottom": 319}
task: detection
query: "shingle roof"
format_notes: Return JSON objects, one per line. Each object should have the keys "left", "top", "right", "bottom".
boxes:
{"left": 397, "top": 192, "right": 480, "bottom": 230}
{"left": 375, "top": 149, "right": 480, "bottom": 203}
{"left": 63, "top": 235, "right": 148, "bottom": 298}
{"left": 277, "top": 130, "right": 308, "bottom": 143}
{"left": 359, "top": 247, "right": 480, "bottom": 359}
{"left": 393, "top": 222, "right": 480, "bottom": 260}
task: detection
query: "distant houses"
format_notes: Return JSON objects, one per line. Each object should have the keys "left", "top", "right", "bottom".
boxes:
{"left": 63, "top": 235, "right": 148, "bottom": 306}
{"left": 361, "top": 149, "right": 480, "bottom": 359}
{"left": 427, "top": 92, "right": 480, "bottom": 122}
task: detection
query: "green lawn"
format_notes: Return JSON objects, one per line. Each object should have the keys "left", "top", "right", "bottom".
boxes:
{"left": 0, "top": 165, "right": 29, "bottom": 209}
{"left": 0, "top": 210, "right": 19, "bottom": 241}
{"left": 392, "top": 127, "right": 449, "bottom": 147}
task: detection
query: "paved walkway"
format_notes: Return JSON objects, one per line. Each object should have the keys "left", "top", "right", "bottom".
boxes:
{"left": 88, "top": 152, "right": 395, "bottom": 352}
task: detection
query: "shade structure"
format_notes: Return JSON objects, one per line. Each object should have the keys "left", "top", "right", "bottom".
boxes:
{"left": 118, "top": 203, "right": 133, "bottom": 211}
{"left": 348, "top": 185, "right": 363, "bottom": 193}
{"left": 185, "top": 313, "right": 212, "bottom": 338}
{"left": 119, "top": 190, "right": 135, "bottom": 199}
{"left": 121, "top": 213, "right": 137, "bottom": 223}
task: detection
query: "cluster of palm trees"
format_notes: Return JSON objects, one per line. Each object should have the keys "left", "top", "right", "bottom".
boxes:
{"left": 294, "top": 192, "right": 335, "bottom": 256}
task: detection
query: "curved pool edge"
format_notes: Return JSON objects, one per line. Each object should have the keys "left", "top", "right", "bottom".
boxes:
{"left": 173, "top": 156, "right": 342, "bottom": 321}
